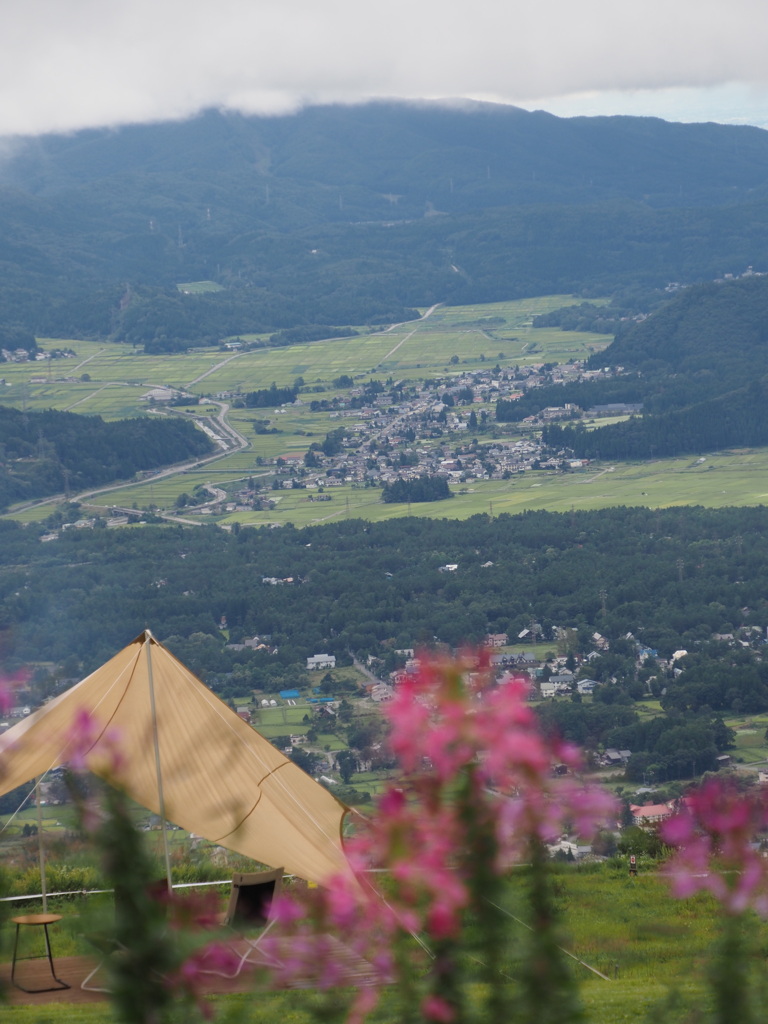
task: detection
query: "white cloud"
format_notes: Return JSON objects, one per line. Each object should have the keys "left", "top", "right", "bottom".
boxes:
{"left": 2, "top": 0, "right": 768, "bottom": 135}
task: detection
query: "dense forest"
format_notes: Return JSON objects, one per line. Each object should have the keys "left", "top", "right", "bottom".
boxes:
{"left": 4, "top": 104, "right": 768, "bottom": 347}
{"left": 491, "top": 274, "right": 768, "bottom": 459}
{"left": 0, "top": 406, "right": 214, "bottom": 510}
{"left": 381, "top": 476, "right": 453, "bottom": 503}
{"left": 543, "top": 377, "right": 768, "bottom": 459}
{"left": 591, "top": 275, "right": 768, "bottom": 395}
{"left": 3, "top": 505, "right": 768, "bottom": 780}
{"left": 0, "top": 503, "right": 765, "bottom": 687}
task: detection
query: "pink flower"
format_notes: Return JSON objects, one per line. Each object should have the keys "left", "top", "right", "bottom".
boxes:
{"left": 661, "top": 810, "right": 696, "bottom": 846}
{"left": 662, "top": 779, "right": 768, "bottom": 915}
{"left": 260, "top": 650, "right": 616, "bottom": 1021}
{"left": 65, "top": 707, "right": 124, "bottom": 777}
{"left": 426, "top": 900, "right": 461, "bottom": 939}
{"left": 0, "top": 669, "right": 29, "bottom": 716}
{"left": 183, "top": 942, "right": 241, "bottom": 979}
{"left": 270, "top": 894, "right": 306, "bottom": 925}
{"left": 422, "top": 994, "right": 456, "bottom": 1022}
{"left": 347, "top": 986, "right": 379, "bottom": 1024}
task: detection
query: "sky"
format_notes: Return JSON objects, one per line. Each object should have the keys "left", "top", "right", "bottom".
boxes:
{"left": 2, "top": 0, "right": 768, "bottom": 137}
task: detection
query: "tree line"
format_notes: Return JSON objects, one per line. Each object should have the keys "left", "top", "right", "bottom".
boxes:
{"left": 0, "top": 405, "right": 213, "bottom": 510}
{"left": 0, "top": 503, "right": 766, "bottom": 690}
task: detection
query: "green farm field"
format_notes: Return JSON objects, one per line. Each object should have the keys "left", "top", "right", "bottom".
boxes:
{"left": 726, "top": 715, "right": 768, "bottom": 765}
{"left": 8, "top": 294, "right": 768, "bottom": 526}
{"left": 177, "top": 280, "right": 224, "bottom": 293}
{"left": 174, "top": 447, "right": 768, "bottom": 530}
{"left": 12, "top": 446, "right": 768, "bottom": 529}
{"left": 2, "top": 295, "right": 604, "bottom": 418}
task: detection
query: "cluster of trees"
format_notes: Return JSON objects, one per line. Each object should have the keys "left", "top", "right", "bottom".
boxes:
{"left": 381, "top": 476, "right": 453, "bottom": 503}
{"left": 544, "top": 378, "right": 768, "bottom": 460}
{"left": 244, "top": 384, "right": 298, "bottom": 408}
{"left": 0, "top": 324, "right": 38, "bottom": 359}
{"left": 660, "top": 643, "right": 768, "bottom": 714}
{"left": 616, "top": 713, "right": 733, "bottom": 783}
{"left": 496, "top": 375, "right": 650, "bottom": 423}
{"left": 305, "top": 427, "right": 349, "bottom": 465}
{"left": 268, "top": 325, "right": 359, "bottom": 346}
{"left": 0, "top": 406, "right": 213, "bottom": 510}
{"left": 536, "top": 665, "right": 737, "bottom": 782}
{"left": 532, "top": 301, "right": 630, "bottom": 334}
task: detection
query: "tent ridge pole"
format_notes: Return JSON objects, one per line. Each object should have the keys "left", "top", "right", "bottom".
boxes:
{"left": 145, "top": 635, "right": 174, "bottom": 894}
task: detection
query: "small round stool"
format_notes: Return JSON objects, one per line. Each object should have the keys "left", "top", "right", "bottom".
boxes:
{"left": 11, "top": 913, "right": 71, "bottom": 992}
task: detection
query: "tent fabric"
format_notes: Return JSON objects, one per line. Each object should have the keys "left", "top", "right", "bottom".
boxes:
{"left": 0, "top": 631, "right": 351, "bottom": 885}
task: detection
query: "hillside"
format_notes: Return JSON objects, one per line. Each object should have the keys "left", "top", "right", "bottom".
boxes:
{"left": 595, "top": 273, "right": 768, "bottom": 388}
{"left": 541, "top": 274, "right": 768, "bottom": 459}
{"left": 0, "top": 406, "right": 214, "bottom": 510}
{"left": 3, "top": 103, "right": 768, "bottom": 348}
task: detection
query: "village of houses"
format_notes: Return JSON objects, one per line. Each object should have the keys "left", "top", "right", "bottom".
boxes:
{"left": 218, "top": 621, "right": 753, "bottom": 862}
{"left": 7, "top": 341, "right": 632, "bottom": 524}
{"left": 220, "top": 361, "right": 632, "bottom": 510}
{"left": 7, "top": 347, "right": 755, "bottom": 859}
{"left": 0, "top": 613, "right": 755, "bottom": 861}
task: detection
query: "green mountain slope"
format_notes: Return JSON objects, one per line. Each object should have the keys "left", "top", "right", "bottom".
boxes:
{"left": 543, "top": 274, "right": 768, "bottom": 458}
{"left": 3, "top": 102, "right": 768, "bottom": 347}
{"left": 0, "top": 406, "right": 214, "bottom": 510}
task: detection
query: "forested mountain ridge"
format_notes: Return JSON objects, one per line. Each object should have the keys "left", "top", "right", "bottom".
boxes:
{"left": 0, "top": 406, "right": 214, "bottom": 510}
{"left": 539, "top": 274, "right": 768, "bottom": 459}
{"left": 595, "top": 273, "right": 768, "bottom": 384}
{"left": 8, "top": 103, "right": 768, "bottom": 210}
{"left": 4, "top": 102, "right": 768, "bottom": 348}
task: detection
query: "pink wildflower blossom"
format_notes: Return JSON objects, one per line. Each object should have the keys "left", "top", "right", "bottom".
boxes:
{"left": 267, "top": 651, "right": 615, "bottom": 1021}
{"left": 421, "top": 994, "right": 456, "bottom": 1022}
{"left": 171, "top": 942, "right": 243, "bottom": 1019}
{"left": 65, "top": 707, "right": 124, "bottom": 777}
{"left": 347, "top": 986, "right": 379, "bottom": 1024}
{"left": 661, "top": 778, "right": 768, "bottom": 915}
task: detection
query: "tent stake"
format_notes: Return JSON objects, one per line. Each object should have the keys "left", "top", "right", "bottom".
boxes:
{"left": 145, "top": 635, "right": 174, "bottom": 895}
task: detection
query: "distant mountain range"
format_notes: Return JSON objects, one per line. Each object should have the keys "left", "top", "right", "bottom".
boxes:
{"left": 3, "top": 101, "right": 768, "bottom": 349}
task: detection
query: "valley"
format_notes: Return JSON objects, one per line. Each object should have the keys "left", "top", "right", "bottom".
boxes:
{"left": 7, "top": 290, "right": 766, "bottom": 529}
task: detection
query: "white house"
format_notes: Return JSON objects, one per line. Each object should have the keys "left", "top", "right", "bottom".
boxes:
{"left": 307, "top": 654, "right": 336, "bottom": 670}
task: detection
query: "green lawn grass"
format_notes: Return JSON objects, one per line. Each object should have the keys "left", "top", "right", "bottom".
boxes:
{"left": 0, "top": 862, "right": 754, "bottom": 1022}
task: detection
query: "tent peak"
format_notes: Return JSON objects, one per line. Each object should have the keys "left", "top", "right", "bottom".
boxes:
{"left": 0, "top": 630, "right": 352, "bottom": 885}
{"left": 130, "top": 629, "right": 158, "bottom": 645}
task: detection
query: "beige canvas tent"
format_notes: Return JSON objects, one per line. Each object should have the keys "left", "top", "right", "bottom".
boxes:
{"left": 0, "top": 630, "right": 352, "bottom": 886}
